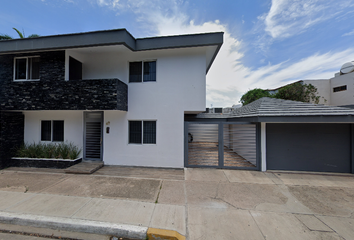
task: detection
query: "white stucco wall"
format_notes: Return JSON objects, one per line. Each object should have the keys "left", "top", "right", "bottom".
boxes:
{"left": 103, "top": 110, "right": 184, "bottom": 168}
{"left": 23, "top": 111, "right": 84, "bottom": 158}
{"left": 102, "top": 52, "right": 206, "bottom": 168}
{"left": 65, "top": 49, "right": 127, "bottom": 81}
{"left": 65, "top": 47, "right": 207, "bottom": 112}
{"left": 329, "top": 71, "right": 354, "bottom": 106}
{"left": 303, "top": 80, "right": 330, "bottom": 105}
{"left": 24, "top": 46, "right": 208, "bottom": 168}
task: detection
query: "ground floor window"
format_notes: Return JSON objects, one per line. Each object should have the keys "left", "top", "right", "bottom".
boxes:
{"left": 41, "top": 120, "right": 64, "bottom": 142}
{"left": 129, "top": 120, "right": 156, "bottom": 144}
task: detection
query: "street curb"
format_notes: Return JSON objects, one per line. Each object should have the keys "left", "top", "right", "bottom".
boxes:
{"left": 0, "top": 211, "right": 147, "bottom": 239}
{"left": 147, "top": 228, "right": 186, "bottom": 240}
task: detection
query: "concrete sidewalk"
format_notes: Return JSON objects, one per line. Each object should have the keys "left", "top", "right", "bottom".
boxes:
{"left": 0, "top": 166, "right": 353, "bottom": 240}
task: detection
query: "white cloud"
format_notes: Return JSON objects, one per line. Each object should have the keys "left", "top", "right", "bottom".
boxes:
{"left": 263, "top": 0, "right": 354, "bottom": 39}
{"left": 147, "top": 8, "right": 354, "bottom": 107}
{"left": 96, "top": 0, "right": 120, "bottom": 8}
{"left": 343, "top": 29, "right": 354, "bottom": 37}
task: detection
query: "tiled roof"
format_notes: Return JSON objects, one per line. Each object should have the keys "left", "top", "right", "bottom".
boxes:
{"left": 230, "top": 97, "right": 354, "bottom": 118}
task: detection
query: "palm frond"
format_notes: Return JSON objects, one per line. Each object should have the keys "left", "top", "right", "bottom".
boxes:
{"left": 13, "top": 27, "right": 24, "bottom": 38}
{"left": 0, "top": 34, "right": 12, "bottom": 40}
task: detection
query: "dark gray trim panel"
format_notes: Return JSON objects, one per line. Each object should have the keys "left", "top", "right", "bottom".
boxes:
{"left": 184, "top": 122, "right": 189, "bottom": 168}
{"left": 187, "top": 115, "right": 354, "bottom": 123}
{"left": 228, "top": 115, "right": 354, "bottom": 123}
{"left": 0, "top": 29, "right": 223, "bottom": 74}
{"left": 0, "top": 29, "right": 136, "bottom": 54}
{"left": 351, "top": 124, "right": 354, "bottom": 174}
{"left": 136, "top": 32, "right": 223, "bottom": 51}
{"left": 256, "top": 123, "right": 261, "bottom": 171}
{"left": 0, "top": 29, "right": 223, "bottom": 54}
{"left": 218, "top": 123, "right": 224, "bottom": 167}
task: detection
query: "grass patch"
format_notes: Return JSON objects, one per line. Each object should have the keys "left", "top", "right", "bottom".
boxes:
{"left": 15, "top": 142, "right": 81, "bottom": 160}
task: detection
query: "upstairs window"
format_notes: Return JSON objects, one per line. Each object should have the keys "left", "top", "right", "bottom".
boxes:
{"left": 129, "top": 61, "right": 156, "bottom": 82}
{"left": 14, "top": 56, "right": 40, "bottom": 81}
{"left": 333, "top": 85, "right": 347, "bottom": 92}
{"left": 41, "top": 120, "right": 64, "bottom": 142}
{"left": 129, "top": 120, "right": 156, "bottom": 144}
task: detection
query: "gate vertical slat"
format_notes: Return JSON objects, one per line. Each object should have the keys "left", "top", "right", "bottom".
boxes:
{"left": 218, "top": 123, "right": 224, "bottom": 168}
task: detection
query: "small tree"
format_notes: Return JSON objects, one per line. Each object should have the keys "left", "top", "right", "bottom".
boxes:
{"left": 274, "top": 82, "right": 320, "bottom": 104}
{"left": 240, "top": 88, "right": 271, "bottom": 106}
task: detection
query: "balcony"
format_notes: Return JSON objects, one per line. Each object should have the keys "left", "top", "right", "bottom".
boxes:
{"left": 0, "top": 79, "right": 128, "bottom": 111}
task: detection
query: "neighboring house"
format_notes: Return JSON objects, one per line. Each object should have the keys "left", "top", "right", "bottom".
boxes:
{"left": 266, "top": 61, "right": 354, "bottom": 107}
{"left": 185, "top": 97, "right": 354, "bottom": 174}
{"left": 0, "top": 29, "right": 223, "bottom": 169}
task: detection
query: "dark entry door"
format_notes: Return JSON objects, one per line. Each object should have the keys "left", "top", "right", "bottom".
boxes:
{"left": 84, "top": 112, "right": 103, "bottom": 161}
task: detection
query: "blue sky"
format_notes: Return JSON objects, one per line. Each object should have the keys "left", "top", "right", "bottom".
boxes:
{"left": 1, "top": 0, "right": 354, "bottom": 107}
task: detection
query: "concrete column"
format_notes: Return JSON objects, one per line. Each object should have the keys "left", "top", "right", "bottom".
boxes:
{"left": 261, "top": 122, "right": 266, "bottom": 172}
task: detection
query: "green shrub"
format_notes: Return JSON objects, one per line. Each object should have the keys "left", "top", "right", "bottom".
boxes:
{"left": 15, "top": 142, "right": 82, "bottom": 160}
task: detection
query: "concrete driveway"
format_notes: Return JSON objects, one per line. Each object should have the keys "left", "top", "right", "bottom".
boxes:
{"left": 0, "top": 166, "right": 353, "bottom": 240}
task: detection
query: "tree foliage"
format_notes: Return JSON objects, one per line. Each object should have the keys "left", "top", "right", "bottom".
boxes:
{"left": 0, "top": 28, "right": 40, "bottom": 40}
{"left": 0, "top": 34, "right": 12, "bottom": 40}
{"left": 240, "top": 82, "right": 320, "bottom": 105}
{"left": 274, "top": 82, "right": 320, "bottom": 104}
{"left": 240, "top": 88, "right": 271, "bottom": 105}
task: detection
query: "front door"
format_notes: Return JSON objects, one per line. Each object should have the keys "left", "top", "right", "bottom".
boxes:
{"left": 84, "top": 111, "right": 103, "bottom": 161}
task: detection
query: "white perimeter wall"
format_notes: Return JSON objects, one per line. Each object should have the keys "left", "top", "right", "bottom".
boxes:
{"left": 23, "top": 111, "right": 83, "bottom": 158}
{"left": 329, "top": 72, "right": 354, "bottom": 106}
{"left": 303, "top": 80, "right": 330, "bottom": 105}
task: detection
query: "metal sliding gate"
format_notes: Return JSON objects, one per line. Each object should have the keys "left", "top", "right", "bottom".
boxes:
{"left": 185, "top": 122, "right": 260, "bottom": 170}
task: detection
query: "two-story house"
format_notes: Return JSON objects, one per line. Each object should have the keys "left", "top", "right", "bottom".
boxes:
{"left": 0, "top": 29, "right": 223, "bottom": 169}
{"left": 265, "top": 61, "right": 354, "bottom": 108}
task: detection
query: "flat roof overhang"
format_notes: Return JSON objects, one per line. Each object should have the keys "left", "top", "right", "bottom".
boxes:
{"left": 185, "top": 114, "right": 354, "bottom": 123}
{"left": 240, "top": 115, "right": 354, "bottom": 123}
{"left": 0, "top": 29, "right": 223, "bottom": 73}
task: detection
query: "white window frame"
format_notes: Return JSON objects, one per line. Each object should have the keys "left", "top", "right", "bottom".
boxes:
{"left": 13, "top": 56, "right": 40, "bottom": 81}
{"left": 128, "top": 120, "right": 157, "bottom": 145}
{"left": 128, "top": 60, "right": 157, "bottom": 83}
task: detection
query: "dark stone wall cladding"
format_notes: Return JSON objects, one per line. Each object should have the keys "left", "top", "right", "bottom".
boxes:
{"left": 10, "top": 158, "right": 82, "bottom": 169}
{"left": 0, "top": 51, "right": 128, "bottom": 111}
{"left": 0, "top": 112, "right": 24, "bottom": 169}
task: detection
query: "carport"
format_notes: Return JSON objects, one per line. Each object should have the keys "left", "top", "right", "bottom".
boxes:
{"left": 184, "top": 120, "right": 261, "bottom": 170}
{"left": 185, "top": 97, "right": 354, "bottom": 174}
